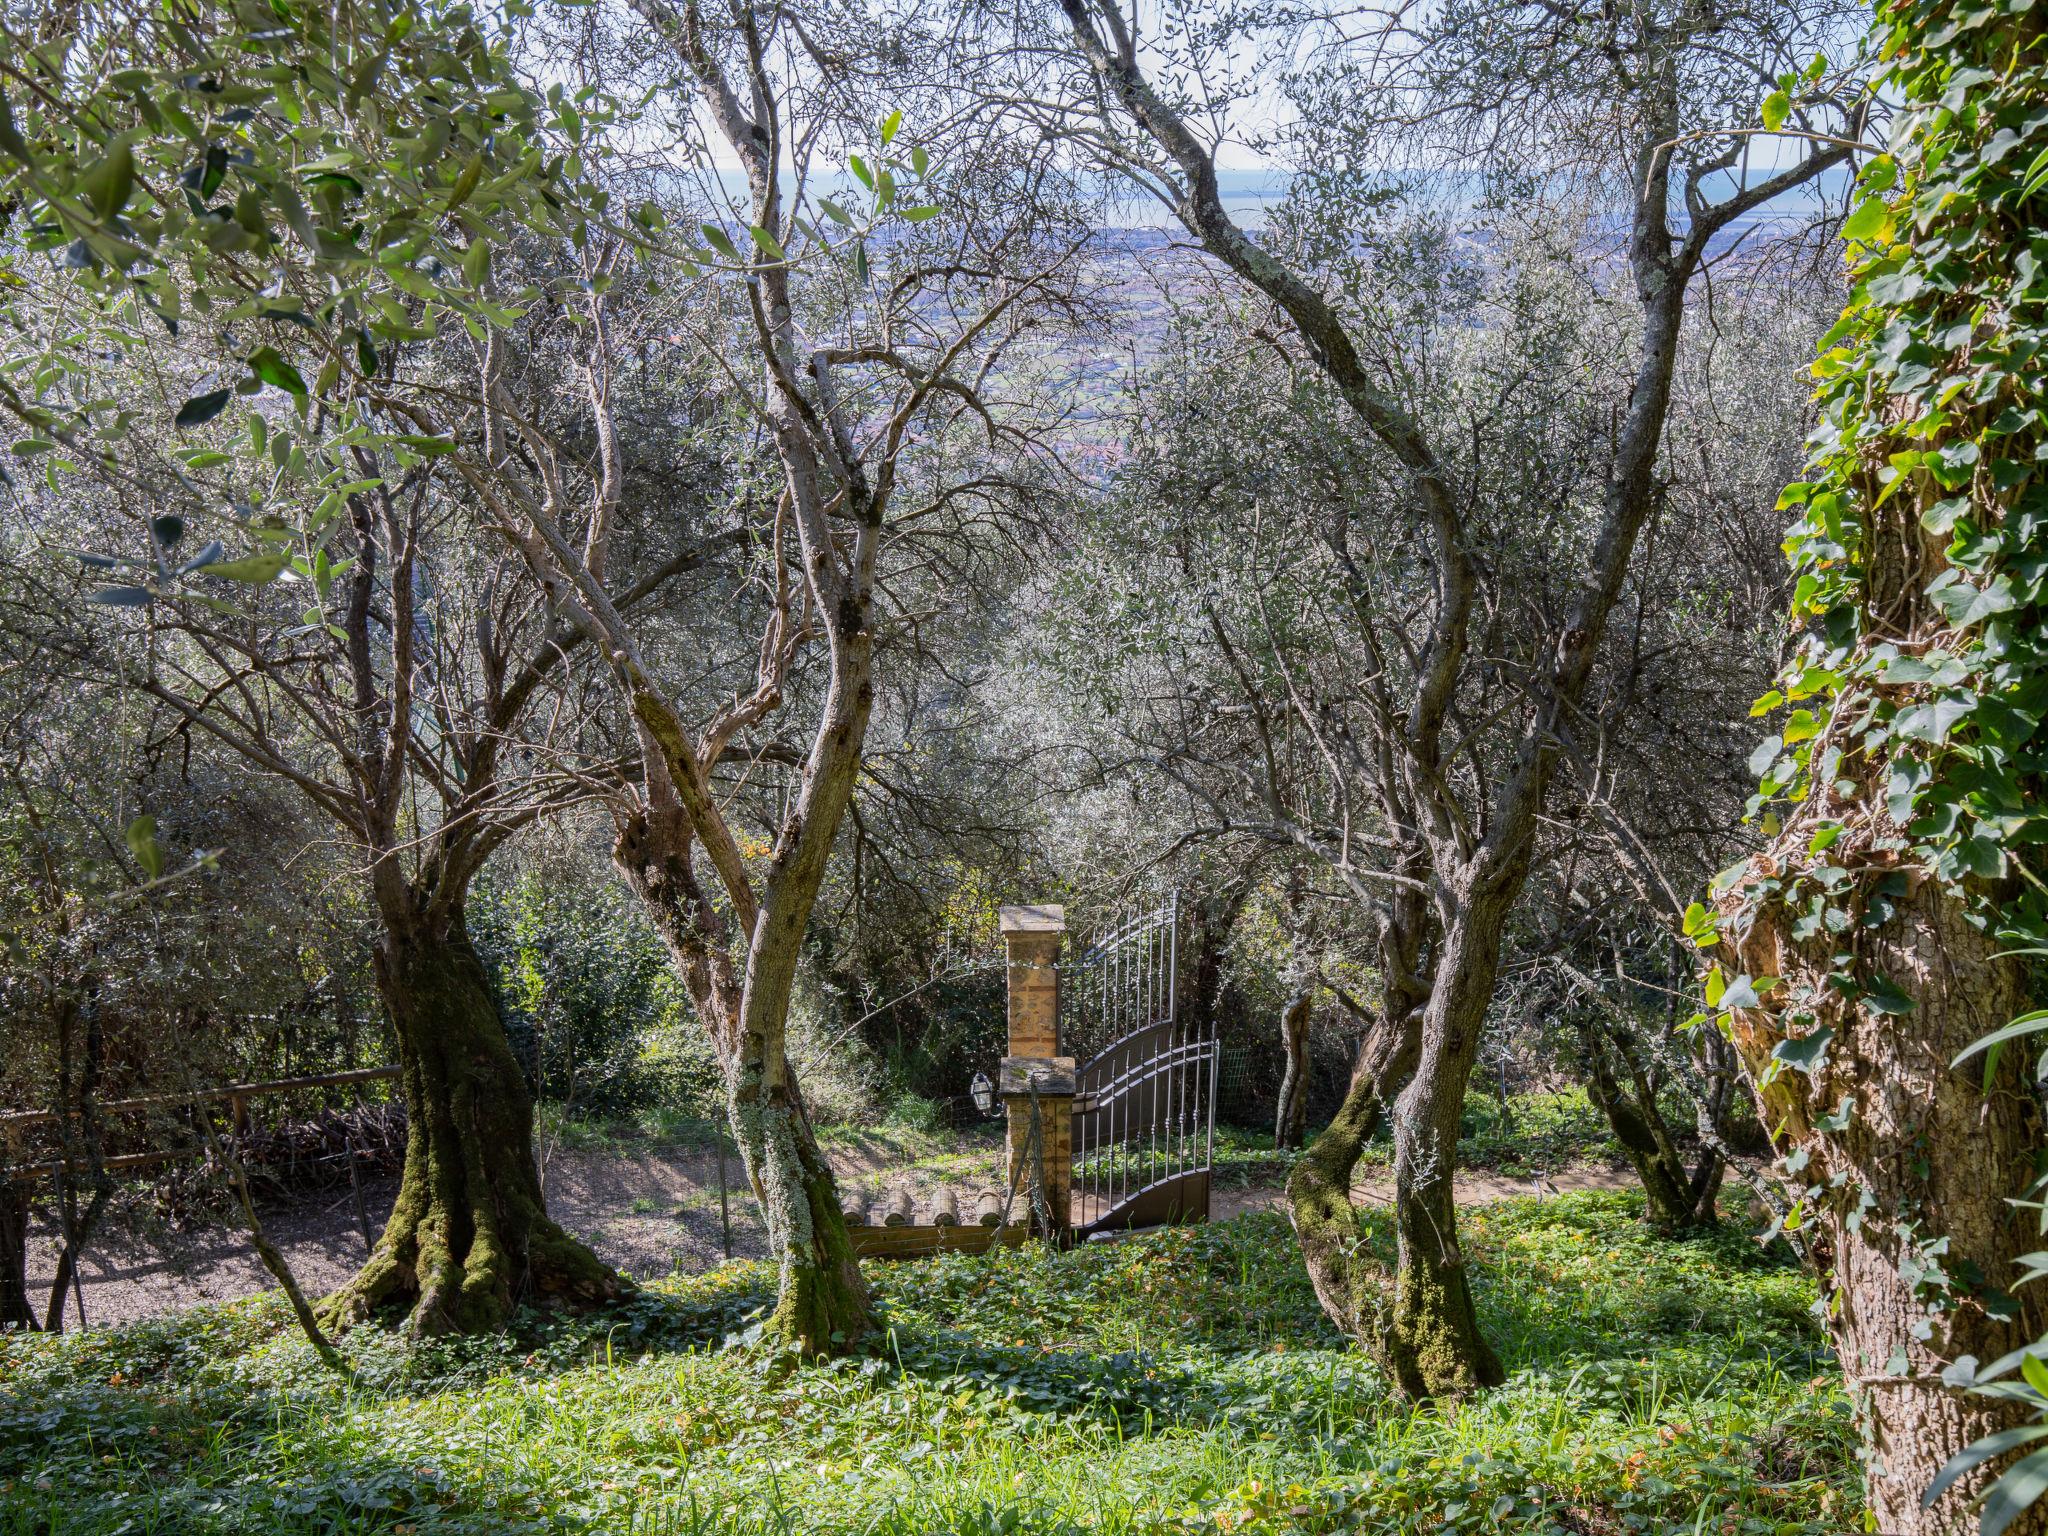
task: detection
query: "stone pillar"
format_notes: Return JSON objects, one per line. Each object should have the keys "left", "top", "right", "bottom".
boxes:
{"left": 998, "top": 905, "right": 1073, "bottom": 1238}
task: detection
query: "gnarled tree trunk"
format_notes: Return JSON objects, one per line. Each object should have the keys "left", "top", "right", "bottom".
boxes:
{"left": 326, "top": 913, "right": 619, "bottom": 1334}
{"left": 1288, "top": 1008, "right": 1418, "bottom": 1343}
{"left": 614, "top": 790, "right": 874, "bottom": 1356}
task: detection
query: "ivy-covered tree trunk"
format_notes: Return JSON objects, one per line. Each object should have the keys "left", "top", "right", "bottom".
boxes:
{"left": 1727, "top": 872, "right": 2040, "bottom": 1533}
{"left": 1711, "top": 3, "right": 2047, "bottom": 1527}
{"left": 326, "top": 913, "right": 619, "bottom": 1334}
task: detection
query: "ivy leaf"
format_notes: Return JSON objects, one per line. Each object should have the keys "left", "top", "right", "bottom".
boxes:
{"left": 1888, "top": 759, "right": 1929, "bottom": 822}
{"left": 1841, "top": 196, "right": 1888, "bottom": 244}
{"left": 1895, "top": 693, "right": 1977, "bottom": 744}
{"left": 1747, "top": 735, "right": 1783, "bottom": 777}
{"left": 1761, "top": 89, "right": 1792, "bottom": 131}
{"left": 1862, "top": 975, "right": 1917, "bottom": 1016}
{"left": 1719, "top": 973, "right": 1761, "bottom": 1011}
{"left": 1930, "top": 575, "right": 2017, "bottom": 628}
{"left": 1772, "top": 1025, "right": 1832, "bottom": 1075}
{"left": 1681, "top": 901, "right": 1719, "bottom": 947}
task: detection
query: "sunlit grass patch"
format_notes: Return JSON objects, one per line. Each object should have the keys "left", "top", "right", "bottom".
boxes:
{"left": 0, "top": 1194, "right": 1853, "bottom": 1535}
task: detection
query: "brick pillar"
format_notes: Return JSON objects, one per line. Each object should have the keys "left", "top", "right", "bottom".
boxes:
{"left": 998, "top": 905, "right": 1073, "bottom": 1238}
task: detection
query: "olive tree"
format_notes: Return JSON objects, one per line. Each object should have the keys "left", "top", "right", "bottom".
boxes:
{"left": 1010, "top": 0, "right": 1864, "bottom": 1392}
{"left": 0, "top": 0, "right": 641, "bottom": 1331}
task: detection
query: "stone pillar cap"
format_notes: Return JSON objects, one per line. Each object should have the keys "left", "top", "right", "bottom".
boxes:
{"left": 998, "top": 904, "right": 1065, "bottom": 934}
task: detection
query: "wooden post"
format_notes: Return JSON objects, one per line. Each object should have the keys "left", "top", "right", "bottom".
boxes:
{"left": 998, "top": 905, "right": 1073, "bottom": 1239}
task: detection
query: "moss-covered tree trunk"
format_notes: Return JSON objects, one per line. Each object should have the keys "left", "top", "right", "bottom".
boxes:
{"left": 325, "top": 913, "right": 619, "bottom": 1334}
{"left": 615, "top": 775, "right": 874, "bottom": 1357}
{"left": 1288, "top": 863, "right": 1431, "bottom": 1359}
{"left": 1287, "top": 1008, "right": 1419, "bottom": 1341}
{"left": 1577, "top": 1018, "right": 1720, "bottom": 1233}
{"left": 729, "top": 1061, "right": 869, "bottom": 1351}
{"left": 1384, "top": 896, "right": 1510, "bottom": 1399}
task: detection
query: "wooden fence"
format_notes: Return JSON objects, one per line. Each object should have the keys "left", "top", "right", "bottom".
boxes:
{"left": 0, "top": 1065, "right": 401, "bottom": 1183}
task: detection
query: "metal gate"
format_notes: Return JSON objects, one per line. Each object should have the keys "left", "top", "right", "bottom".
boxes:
{"left": 1061, "top": 896, "right": 1217, "bottom": 1238}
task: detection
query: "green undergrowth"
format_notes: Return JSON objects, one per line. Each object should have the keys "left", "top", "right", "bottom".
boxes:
{"left": 0, "top": 1193, "right": 1853, "bottom": 1535}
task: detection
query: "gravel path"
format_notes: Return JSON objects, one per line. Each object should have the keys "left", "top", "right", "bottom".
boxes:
{"left": 21, "top": 1148, "right": 1633, "bottom": 1332}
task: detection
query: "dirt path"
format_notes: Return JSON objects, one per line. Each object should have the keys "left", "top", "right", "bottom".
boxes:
{"left": 1209, "top": 1163, "right": 1636, "bottom": 1222}
{"left": 21, "top": 1148, "right": 1632, "bottom": 1333}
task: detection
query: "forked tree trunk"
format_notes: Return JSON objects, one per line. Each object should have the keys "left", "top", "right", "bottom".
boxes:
{"left": 614, "top": 804, "right": 873, "bottom": 1354}
{"left": 1288, "top": 1009, "right": 1419, "bottom": 1343}
{"left": 325, "top": 914, "right": 619, "bottom": 1334}
{"left": 1724, "top": 872, "right": 2044, "bottom": 1535}
{"left": 1578, "top": 1018, "right": 1720, "bottom": 1233}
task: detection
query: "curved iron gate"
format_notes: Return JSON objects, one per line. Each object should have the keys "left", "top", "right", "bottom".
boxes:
{"left": 1062, "top": 896, "right": 1217, "bottom": 1237}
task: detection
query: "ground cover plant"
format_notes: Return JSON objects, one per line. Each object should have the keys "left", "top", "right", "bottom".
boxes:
{"left": 0, "top": 1195, "right": 1852, "bottom": 1535}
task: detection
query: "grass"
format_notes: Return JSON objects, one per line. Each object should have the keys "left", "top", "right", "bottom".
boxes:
{"left": 0, "top": 1192, "right": 1854, "bottom": 1535}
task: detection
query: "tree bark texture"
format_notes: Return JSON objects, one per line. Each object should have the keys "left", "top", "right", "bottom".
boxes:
{"left": 614, "top": 796, "right": 874, "bottom": 1355}
{"left": 1287, "top": 1008, "right": 1419, "bottom": 1353}
{"left": 325, "top": 917, "right": 619, "bottom": 1333}
{"left": 1275, "top": 991, "right": 1311, "bottom": 1151}
{"left": 1386, "top": 895, "right": 1512, "bottom": 1398}
{"left": 1725, "top": 870, "right": 2043, "bottom": 1536}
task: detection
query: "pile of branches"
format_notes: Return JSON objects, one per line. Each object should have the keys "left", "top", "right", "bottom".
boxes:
{"left": 227, "top": 1101, "right": 407, "bottom": 1199}
{"left": 129, "top": 1100, "right": 407, "bottom": 1221}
